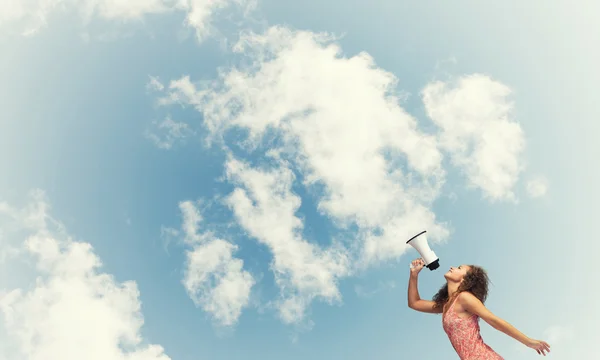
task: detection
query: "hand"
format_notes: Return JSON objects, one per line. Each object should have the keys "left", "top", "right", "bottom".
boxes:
{"left": 410, "top": 258, "right": 425, "bottom": 275}
{"left": 527, "top": 339, "right": 551, "bottom": 356}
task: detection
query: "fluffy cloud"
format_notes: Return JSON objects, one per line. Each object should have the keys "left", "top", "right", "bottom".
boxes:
{"left": 154, "top": 26, "right": 453, "bottom": 323}
{"left": 526, "top": 176, "right": 549, "bottom": 198}
{"left": 159, "top": 26, "right": 449, "bottom": 259}
{"left": 152, "top": 26, "right": 533, "bottom": 326}
{"left": 165, "top": 200, "right": 255, "bottom": 327}
{"left": 0, "top": 191, "right": 170, "bottom": 360}
{"left": 224, "top": 157, "right": 350, "bottom": 324}
{"left": 0, "top": 0, "right": 251, "bottom": 39}
{"left": 422, "top": 74, "right": 526, "bottom": 201}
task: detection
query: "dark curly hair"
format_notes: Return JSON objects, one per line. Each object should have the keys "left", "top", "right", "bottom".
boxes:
{"left": 432, "top": 265, "right": 490, "bottom": 312}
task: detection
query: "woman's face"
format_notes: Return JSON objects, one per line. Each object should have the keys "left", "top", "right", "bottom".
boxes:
{"left": 444, "top": 264, "right": 470, "bottom": 283}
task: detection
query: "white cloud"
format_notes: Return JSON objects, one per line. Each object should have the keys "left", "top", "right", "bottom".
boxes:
{"left": 0, "top": 190, "right": 170, "bottom": 360}
{"left": 526, "top": 176, "right": 549, "bottom": 198}
{"left": 0, "top": 0, "right": 173, "bottom": 36}
{"left": 147, "top": 76, "right": 165, "bottom": 92}
{"left": 224, "top": 157, "right": 351, "bottom": 324}
{"left": 183, "top": 238, "right": 254, "bottom": 327}
{"left": 0, "top": 0, "right": 251, "bottom": 40}
{"left": 422, "top": 74, "right": 526, "bottom": 202}
{"left": 171, "top": 200, "right": 255, "bottom": 327}
{"left": 176, "top": 0, "right": 256, "bottom": 42}
{"left": 153, "top": 27, "right": 537, "bottom": 326}
{"left": 82, "top": 0, "right": 173, "bottom": 21}
{"left": 159, "top": 26, "right": 449, "bottom": 266}
{"left": 154, "top": 25, "right": 454, "bottom": 324}
{"left": 144, "top": 116, "right": 195, "bottom": 150}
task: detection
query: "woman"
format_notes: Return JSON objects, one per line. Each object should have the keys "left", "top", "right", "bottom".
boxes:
{"left": 407, "top": 258, "right": 551, "bottom": 359}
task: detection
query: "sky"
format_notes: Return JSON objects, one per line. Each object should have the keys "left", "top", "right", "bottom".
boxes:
{"left": 0, "top": 0, "right": 598, "bottom": 359}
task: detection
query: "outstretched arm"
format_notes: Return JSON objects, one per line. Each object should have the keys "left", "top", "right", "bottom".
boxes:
{"left": 459, "top": 292, "right": 551, "bottom": 356}
{"left": 407, "top": 258, "right": 442, "bottom": 314}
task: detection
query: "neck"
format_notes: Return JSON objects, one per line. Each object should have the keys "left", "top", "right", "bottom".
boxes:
{"left": 447, "top": 281, "right": 460, "bottom": 298}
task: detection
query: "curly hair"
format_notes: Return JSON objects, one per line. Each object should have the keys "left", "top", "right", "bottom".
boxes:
{"left": 432, "top": 265, "right": 490, "bottom": 312}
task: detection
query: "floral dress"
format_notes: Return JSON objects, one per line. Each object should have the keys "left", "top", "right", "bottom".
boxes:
{"left": 442, "top": 295, "right": 504, "bottom": 360}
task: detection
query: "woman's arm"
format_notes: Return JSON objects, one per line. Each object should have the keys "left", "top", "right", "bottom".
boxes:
{"left": 459, "top": 292, "right": 551, "bottom": 355}
{"left": 407, "top": 259, "right": 442, "bottom": 314}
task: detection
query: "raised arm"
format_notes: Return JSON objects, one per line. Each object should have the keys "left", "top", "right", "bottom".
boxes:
{"left": 459, "top": 292, "right": 551, "bottom": 356}
{"left": 407, "top": 258, "right": 442, "bottom": 314}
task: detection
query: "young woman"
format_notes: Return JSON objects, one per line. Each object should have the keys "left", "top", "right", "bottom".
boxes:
{"left": 407, "top": 258, "right": 551, "bottom": 359}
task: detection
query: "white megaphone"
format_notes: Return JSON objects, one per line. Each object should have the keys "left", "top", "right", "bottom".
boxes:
{"left": 407, "top": 231, "right": 440, "bottom": 271}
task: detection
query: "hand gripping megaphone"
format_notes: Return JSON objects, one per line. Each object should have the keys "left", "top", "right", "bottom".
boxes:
{"left": 407, "top": 231, "right": 440, "bottom": 271}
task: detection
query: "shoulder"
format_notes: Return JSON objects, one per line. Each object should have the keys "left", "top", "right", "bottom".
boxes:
{"left": 457, "top": 291, "right": 483, "bottom": 308}
{"left": 456, "top": 291, "right": 499, "bottom": 325}
{"left": 457, "top": 291, "right": 478, "bottom": 302}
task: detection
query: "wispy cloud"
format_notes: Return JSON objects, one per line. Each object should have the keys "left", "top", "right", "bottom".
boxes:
{"left": 0, "top": 0, "right": 253, "bottom": 40}
{"left": 422, "top": 74, "right": 526, "bottom": 202}
{"left": 147, "top": 76, "right": 166, "bottom": 92}
{"left": 526, "top": 176, "right": 549, "bottom": 198}
{"left": 144, "top": 116, "right": 195, "bottom": 150}
{"left": 0, "top": 190, "right": 170, "bottom": 360}
{"left": 178, "top": 0, "right": 257, "bottom": 42}
{"left": 543, "top": 324, "right": 574, "bottom": 345}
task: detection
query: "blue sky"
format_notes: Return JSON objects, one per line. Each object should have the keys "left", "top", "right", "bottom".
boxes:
{"left": 0, "top": 1, "right": 598, "bottom": 359}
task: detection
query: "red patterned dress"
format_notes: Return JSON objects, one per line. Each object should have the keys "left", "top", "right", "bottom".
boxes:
{"left": 442, "top": 295, "right": 504, "bottom": 360}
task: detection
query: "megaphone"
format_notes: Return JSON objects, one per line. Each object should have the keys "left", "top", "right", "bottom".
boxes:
{"left": 406, "top": 231, "right": 440, "bottom": 271}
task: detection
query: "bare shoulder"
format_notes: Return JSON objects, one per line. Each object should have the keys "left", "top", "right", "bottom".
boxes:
{"left": 457, "top": 291, "right": 480, "bottom": 304}
{"left": 455, "top": 292, "right": 482, "bottom": 312}
{"left": 456, "top": 291, "right": 499, "bottom": 324}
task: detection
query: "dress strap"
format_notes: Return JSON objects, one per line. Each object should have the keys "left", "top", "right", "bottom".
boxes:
{"left": 443, "top": 293, "right": 461, "bottom": 318}
{"left": 449, "top": 293, "right": 461, "bottom": 308}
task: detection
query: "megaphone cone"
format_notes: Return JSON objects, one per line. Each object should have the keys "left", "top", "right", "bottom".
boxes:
{"left": 406, "top": 231, "right": 440, "bottom": 271}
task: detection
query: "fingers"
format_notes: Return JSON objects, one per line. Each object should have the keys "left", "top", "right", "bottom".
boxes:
{"left": 536, "top": 343, "right": 550, "bottom": 356}
{"left": 529, "top": 340, "right": 550, "bottom": 356}
{"left": 543, "top": 342, "right": 551, "bottom": 353}
{"left": 411, "top": 259, "right": 424, "bottom": 267}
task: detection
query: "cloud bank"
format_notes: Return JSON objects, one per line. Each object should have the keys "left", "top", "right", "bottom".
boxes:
{"left": 150, "top": 26, "right": 534, "bottom": 326}
{"left": 0, "top": 191, "right": 170, "bottom": 360}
